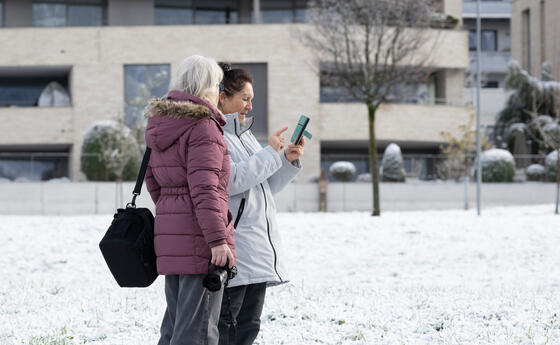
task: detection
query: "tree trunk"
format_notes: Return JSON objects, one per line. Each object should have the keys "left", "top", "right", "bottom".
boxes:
{"left": 556, "top": 150, "right": 560, "bottom": 214}
{"left": 319, "top": 169, "right": 327, "bottom": 212}
{"left": 368, "top": 103, "right": 380, "bottom": 216}
{"left": 464, "top": 154, "right": 469, "bottom": 210}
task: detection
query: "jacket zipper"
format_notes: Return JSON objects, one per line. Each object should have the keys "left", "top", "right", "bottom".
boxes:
{"left": 234, "top": 119, "right": 282, "bottom": 281}
{"left": 233, "top": 198, "right": 246, "bottom": 229}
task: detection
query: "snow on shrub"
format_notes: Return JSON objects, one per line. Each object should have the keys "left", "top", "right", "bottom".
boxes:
{"left": 526, "top": 164, "right": 546, "bottom": 181}
{"left": 507, "top": 122, "right": 526, "bottom": 136}
{"left": 81, "top": 120, "right": 141, "bottom": 181}
{"left": 381, "top": 143, "right": 406, "bottom": 182}
{"left": 356, "top": 173, "right": 371, "bottom": 182}
{"left": 46, "top": 177, "right": 72, "bottom": 183}
{"left": 479, "top": 149, "right": 515, "bottom": 182}
{"left": 545, "top": 150, "right": 559, "bottom": 182}
{"left": 329, "top": 161, "right": 356, "bottom": 182}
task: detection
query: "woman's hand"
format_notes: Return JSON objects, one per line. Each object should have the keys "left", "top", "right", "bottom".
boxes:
{"left": 269, "top": 127, "right": 288, "bottom": 152}
{"left": 211, "top": 244, "right": 235, "bottom": 268}
{"left": 284, "top": 136, "right": 306, "bottom": 163}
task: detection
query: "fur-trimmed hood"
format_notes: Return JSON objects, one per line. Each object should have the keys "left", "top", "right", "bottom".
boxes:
{"left": 145, "top": 98, "right": 215, "bottom": 120}
{"left": 145, "top": 90, "right": 225, "bottom": 152}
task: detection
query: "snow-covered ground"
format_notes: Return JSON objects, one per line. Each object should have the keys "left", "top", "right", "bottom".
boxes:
{"left": 1, "top": 205, "right": 560, "bottom": 345}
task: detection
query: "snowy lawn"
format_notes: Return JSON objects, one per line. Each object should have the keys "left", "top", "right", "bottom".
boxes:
{"left": 1, "top": 205, "right": 560, "bottom": 345}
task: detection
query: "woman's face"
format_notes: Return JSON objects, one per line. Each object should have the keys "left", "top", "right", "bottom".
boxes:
{"left": 219, "top": 82, "right": 254, "bottom": 121}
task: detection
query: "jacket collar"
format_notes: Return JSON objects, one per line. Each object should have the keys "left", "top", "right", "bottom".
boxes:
{"left": 223, "top": 112, "right": 255, "bottom": 136}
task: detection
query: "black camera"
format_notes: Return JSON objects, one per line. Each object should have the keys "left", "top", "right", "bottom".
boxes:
{"left": 203, "top": 265, "right": 237, "bottom": 292}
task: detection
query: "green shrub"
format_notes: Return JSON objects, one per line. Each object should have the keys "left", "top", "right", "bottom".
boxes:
{"left": 80, "top": 121, "right": 140, "bottom": 181}
{"left": 479, "top": 149, "right": 515, "bottom": 182}
{"left": 526, "top": 164, "right": 546, "bottom": 182}
{"left": 329, "top": 161, "right": 356, "bottom": 182}
{"left": 545, "top": 150, "right": 559, "bottom": 182}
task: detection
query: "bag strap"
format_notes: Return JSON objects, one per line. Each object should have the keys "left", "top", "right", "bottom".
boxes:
{"left": 127, "top": 148, "right": 151, "bottom": 208}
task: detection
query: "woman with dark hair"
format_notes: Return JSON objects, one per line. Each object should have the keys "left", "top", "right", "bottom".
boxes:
{"left": 216, "top": 62, "right": 305, "bottom": 345}
{"left": 144, "top": 55, "right": 236, "bottom": 345}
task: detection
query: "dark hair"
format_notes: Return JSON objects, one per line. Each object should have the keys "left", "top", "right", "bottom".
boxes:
{"left": 218, "top": 62, "right": 253, "bottom": 97}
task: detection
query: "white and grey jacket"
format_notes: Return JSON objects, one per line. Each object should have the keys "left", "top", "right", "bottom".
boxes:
{"left": 223, "top": 113, "right": 301, "bottom": 287}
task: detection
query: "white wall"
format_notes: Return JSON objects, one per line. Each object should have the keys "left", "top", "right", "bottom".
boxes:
{"left": 0, "top": 181, "right": 556, "bottom": 215}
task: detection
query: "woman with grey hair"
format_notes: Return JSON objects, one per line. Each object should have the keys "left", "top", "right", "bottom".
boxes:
{"left": 144, "top": 55, "right": 236, "bottom": 345}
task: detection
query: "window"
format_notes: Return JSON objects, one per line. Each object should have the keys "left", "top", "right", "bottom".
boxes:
{"left": 0, "top": 1, "right": 3, "bottom": 27}
{"left": 154, "top": 0, "right": 308, "bottom": 25}
{"left": 33, "top": 0, "right": 103, "bottom": 27}
{"left": 321, "top": 144, "right": 370, "bottom": 182}
{"left": 469, "top": 30, "right": 497, "bottom": 52}
{"left": 483, "top": 81, "right": 499, "bottom": 88}
{"left": 0, "top": 66, "right": 71, "bottom": 107}
{"left": 320, "top": 68, "right": 437, "bottom": 105}
{"left": 259, "top": 0, "right": 308, "bottom": 24}
{"left": 124, "top": 65, "right": 170, "bottom": 129}
{"left": 155, "top": 0, "right": 193, "bottom": 25}
{"left": 196, "top": 2, "right": 238, "bottom": 24}
{"left": 155, "top": 0, "right": 238, "bottom": 25}
{"left": 0, "top": 145, "right": 70, "bottom": 181}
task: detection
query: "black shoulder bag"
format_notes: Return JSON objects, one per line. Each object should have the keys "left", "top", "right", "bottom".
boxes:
{"left": 99, "top": 148, "right": 158, "bottom": 287}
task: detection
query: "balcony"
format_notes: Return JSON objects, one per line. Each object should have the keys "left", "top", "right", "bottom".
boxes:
{"left": 463, "top": 1, "right": 511, "bottom": 19}
{"left": 319, "top": 102, "right": 472, "bottom": 143}
{"left": 468, "top": 51, "right": 511, "bottom": 74}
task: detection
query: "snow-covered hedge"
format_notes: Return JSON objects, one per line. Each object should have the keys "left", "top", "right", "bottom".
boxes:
{"left": 381, "top": 143, "right": 406, "bottom": 182}
{"left": 545, "top": 150, "right": 559, "bottom": 182}
{"left": 329, "top": 161, "right": 356, "bottom": 182}
{"left": 81, "top": 120, "right": 141, "bottom": 181}
{"left": 356, "top": 173, "right": 371, "bottom": 182}
{"left": 526, "top": 164, "right": 546, "bottom": 182}
{"left": 479, "top": 149, "right": 515, "bottom": 182}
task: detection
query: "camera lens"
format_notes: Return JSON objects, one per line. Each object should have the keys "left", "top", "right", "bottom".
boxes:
{"left": 202, "top": 269, "right": 228, "bottom": 292}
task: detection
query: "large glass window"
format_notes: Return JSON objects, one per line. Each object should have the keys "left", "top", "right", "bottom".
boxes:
{"left": 469, "top": 30, "right": 498, "bottom": 52}
{"left": 320, "top": 69, "right": 437, "bottom": 105}
{"left": 155, "top": 0, "right": 309, "bottom": 25}
{"left": 155, "top": 0, "right": 193, "bottom": 25}
{"left": 321, "top": 144, "right": 439, "bottom": 182}
{"left": 124, "top": 65, "right": 170, "bottom": 132}
{"left": 33, "top": 0, "right": 103, "bottom": 27}
{"left": 155, "top": 0, "right": 238, "bottom": 25}
{"left": 260, "top": 0, "right": 308, "bottom": 23}
{"left": 321, "top": 145, "right": 370, "bottom": 182}
{"left": 0, "top": 67, "right": 72, "bottom": 107}
{"left": 0, "top": 1, "right": 4, "bottom": 27}
{"left": 0, "top": 146, "right": 70, "bottom": 182}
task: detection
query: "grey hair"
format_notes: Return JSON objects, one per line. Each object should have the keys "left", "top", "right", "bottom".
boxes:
{"left": 169, "top": 55, "right": 223, "bottom": 105}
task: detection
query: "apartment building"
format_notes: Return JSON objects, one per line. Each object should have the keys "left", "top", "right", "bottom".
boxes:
{"left": 462, "top": 0, "right": 512, "bottom": 128}
{"left": 511, "top": 0, "right": 560, "bottom": 80}
{"left": 0, "top": 0, "right": 470, "bottom": 182}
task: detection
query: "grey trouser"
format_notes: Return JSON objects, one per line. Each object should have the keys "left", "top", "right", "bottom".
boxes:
{"left": 158, "top": 274, "right": 224, "bottom": 345}
{"left": 217, "top": 283, "right": 267, "bottom": 345}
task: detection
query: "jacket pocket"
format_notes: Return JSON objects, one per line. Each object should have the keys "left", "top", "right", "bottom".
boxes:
{"left": 233, "top": 198, "right": 246, "bottom": 229}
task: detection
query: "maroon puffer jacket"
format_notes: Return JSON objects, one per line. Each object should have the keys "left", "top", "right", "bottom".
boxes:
{"left": 144, "top": 90, "right": 235, "bottom": 275}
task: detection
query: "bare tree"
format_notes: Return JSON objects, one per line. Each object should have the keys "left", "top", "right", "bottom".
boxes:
{"left": 302, "top": 0, "right": 447, "bottom": 215}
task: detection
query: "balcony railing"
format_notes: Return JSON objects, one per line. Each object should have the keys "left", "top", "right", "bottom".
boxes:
{"left": 463, "top": 1, "right": 511, "bottom": 19}
{"left": 467, "top": 51, "right": 511, "bottom": 74}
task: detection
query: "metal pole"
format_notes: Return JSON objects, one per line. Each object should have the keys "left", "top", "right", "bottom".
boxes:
{"left": 476, "top": 0, "right": 482, "bottom": 216}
